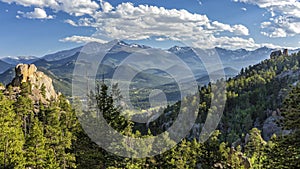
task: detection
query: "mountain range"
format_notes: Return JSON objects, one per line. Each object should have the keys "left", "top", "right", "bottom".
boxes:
{"left": 1, "top": 41, "right": 299, "bottom": 104}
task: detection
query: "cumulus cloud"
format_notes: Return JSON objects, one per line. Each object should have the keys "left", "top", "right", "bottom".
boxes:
{"left": 1, "top": 0, "right": 59, "bottom": 8}
{"left": 234, "top": 0, "right": 300, "bottom": 37}
{"left": 100, "top": 0, "right": 114, "bottom": 13}
{"left": 17, "top": 8, "right": 53, "bottom": 19}
{"left": 60, "top": 1, "right": 281, "bottom": 50}
{"left": 1, "top": 0, "right": 100, "bottom": 16}
{"left": 261, "top": 28, "right": 287, "bottom": 38}
{"left": 209, "top": 21, "right": 249, "bottom": 35}
{"left": 59, "top": 35, "right": 108, "bottom": 43}
{"left": 233, "top": 25, "right": 250, "bottom": 35}
{"left": 234, "top": 0, "right": 300, "bottom": 16}
{"left": 2, "top": 0, "right": 284, "bottom": 49}
{"left": 76, "top": 2, "right": 252, "bottom": 49}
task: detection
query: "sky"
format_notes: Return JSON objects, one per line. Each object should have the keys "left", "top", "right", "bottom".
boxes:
{"left": 0, "top": 0, "right": 300, "bottom": 57}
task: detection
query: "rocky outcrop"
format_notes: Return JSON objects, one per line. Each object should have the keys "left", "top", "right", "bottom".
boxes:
{"left": 11, "top": 64, "right": 37, "bottom": 86}
{"left": 0, "top": 84, "right": 5, "bottom": 91}
{"left": 262, "top": 109, "right": 291, "bottom": 141}
{"left": 262, "top": 115, "right": 282, "bottom": 140}
{"left": 262, "top": 114, "right": 291, "bottom": 141}
{"left": 283, "top": 49, "right": 288, "bottom": 56}
{"left": 8, "top": 64, "right": 57, "bottom": 102}
{"left": 270, "top": 49, "right": 288, "bottom": 59}
{"left": 270, "top": 50, "right": 282, "bottom": 59}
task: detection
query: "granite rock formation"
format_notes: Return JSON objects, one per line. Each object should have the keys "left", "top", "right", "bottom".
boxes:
{"left": 8, "top": 64, "right": 57, "bottom": 101}
{"left": 270, "top": 50, "right": 282, "bottom": 59}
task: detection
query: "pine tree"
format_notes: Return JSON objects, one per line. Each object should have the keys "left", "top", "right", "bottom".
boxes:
{"left": 245, "top": 128, "right": 266, "bottom": 169}
{"left": 201, "top": 130, "right": 223, "bottom": 168}
{"left": 40, "top": 83, "right": 46, "bottom": 98}
{"left": 44, "top": 101, "right": 76, "bottom": 168}
{"left": 0, "top": 91, "right": 25, "bottom": 169}
{"left": 272, "top": 84, "right": 300, "bottom": 168}
{"left": 14, "top": 82, "right": 34, "bottom": 138}
{"left": 25, "top": 117, "right": 47, "bottom": 169}
{"left": 95, "top": 82, "right": 129, "bottom": 132}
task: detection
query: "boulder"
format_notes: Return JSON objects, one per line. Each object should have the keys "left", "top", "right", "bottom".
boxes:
{"left": 262, "top": 115, "right": 282, "bottom": 141}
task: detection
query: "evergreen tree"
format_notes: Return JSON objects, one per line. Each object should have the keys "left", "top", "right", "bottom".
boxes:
{"left": 14, "top": 82, "right": 34, "bottom": 138}
{"left": 40, "top": 83, "right": 46, "bottom": 98}
{"left": 95, "top": 82, "right": 129, "bottom": 132}
{"left": 271, "top": 84, "right": 300, "bottom": 168}
{"left": 44, "top": 101, "right": 76, "bottom": 168}
{"left": 25, "top": 117, "right": 47, "bottom": 169}
{"left": 245, "top": 128, "right": 266, "bottom": 169}
{"left": 0, "top": 91, "right": 25, "bottom": 169}
{"left": 201, "top": 130, "right": 223, "bottom": 168}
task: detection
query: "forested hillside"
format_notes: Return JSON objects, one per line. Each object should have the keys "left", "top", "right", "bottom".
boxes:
{"left": 0, "top": 51, "right": 299, "bottom": 168}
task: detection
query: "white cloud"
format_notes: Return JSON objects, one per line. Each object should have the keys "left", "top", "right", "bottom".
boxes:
{"left": 60, "top": 1, "right": 284, "bottom": 50}
{"left": 65, "top": 19, "right": 78, "bottom": 26}
{"left": 1, "top": 0, "right": 59, "bottom": 8}
{"left": 57, "top": 0, "right": 100, "bottom": 16}
{"left": 261, "top": 21, "right": 272, "bottom": 28}
{"left": 197, "top": 0, "right": 202, "bottom": 6}
{"left": 213, "top": 37, "right": 257, "bottom": 49}
{"left": 211, "top": 21, "right": 232, "bottom": 32}
{"left": 3, "top": 0, "right": 286, "bottom": 50}
{"left": 18, "top": 8, "right": 53, "bottom": 19}
{"left": 232, "top": 24, "right": 249, "bottom": 35}
{"left": 210, "top": 21, "right": 249, "bottom": 35}
{"left": 1, "top": 0, "right": 100, "bottom": 16}
{"left": 59, "top": 35, "right": 108, "bottom": 43}
{"left": 234, "top": 0, "right": 300, "bottom": 37}
{"left": 155, "top": 37, "right": 168, "bottom": 41}
{"left": 261, "top": 28, "right": 287, "bottom": 38}
{"left": 80, "top": 2, "right": 253, "bottom": 49}
{"left": 241, "top": 7, "right": 247, "bottom": 11}
{"left": 100, "top": 0, "right": 114, "bottom": 13}
{"left": 271, "top": 28, "right": 287, "bottom": 37}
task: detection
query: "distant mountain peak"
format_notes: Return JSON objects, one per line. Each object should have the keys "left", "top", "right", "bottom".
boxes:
{"left": 110, "top": 39, "right": 128, "bottom": 46}
{"left": 236, "top": 48, "right": 247, "bottom": 52}
{"left": 128, "top": 43, "right": 151, "bottom": 49}
{"left": 109, "top": 39, "right": 151, "bottom": 49}
{"left": 168, "top": 45, "right": 191, "bottom": 53}
{"left": 0, "top": 55, "right": 38, "bottom": 65}
{"left": 43, "top": 46, "right": 82, "bottom": 61}
{"left": 119, "top": 40, "right": 150, "bottom": 49}
{"left": 6, "top": 55, "right": 37, "bottom": 60}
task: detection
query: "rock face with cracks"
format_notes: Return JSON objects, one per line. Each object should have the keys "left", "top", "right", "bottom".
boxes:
{"left": 9, "top": 64, "right": 57, "bottom": 102}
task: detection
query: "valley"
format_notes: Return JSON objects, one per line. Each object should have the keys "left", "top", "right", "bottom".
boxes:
{"left": 1, "top": 41, "right": 294, "bottom": 109}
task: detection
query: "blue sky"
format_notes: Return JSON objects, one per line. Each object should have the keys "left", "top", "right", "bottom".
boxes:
{"left": 0, "top": 0, "right": 299, "bottom": 57}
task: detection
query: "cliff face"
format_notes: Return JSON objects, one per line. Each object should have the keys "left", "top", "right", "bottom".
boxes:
{"left": 11, "top": 64, "right": 37, "bottom": 85}
{"left": 8, "top": 64, "right": 57, "bottom": 101}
